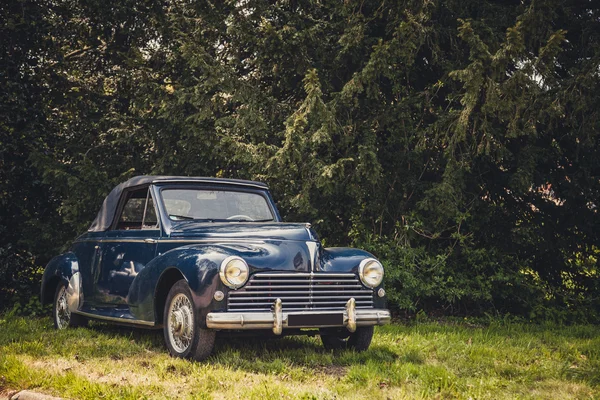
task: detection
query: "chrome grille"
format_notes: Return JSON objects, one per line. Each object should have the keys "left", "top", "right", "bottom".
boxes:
{"left": 227, "top": 272, "right": 373, "bottom": 312}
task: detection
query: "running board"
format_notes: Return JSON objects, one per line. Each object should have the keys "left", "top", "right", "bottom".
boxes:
{"left": 74, "top": 307, "right": 155, "bottom": 327}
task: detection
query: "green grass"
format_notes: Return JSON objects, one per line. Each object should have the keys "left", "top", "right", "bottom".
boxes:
{"left": 0, "top": 315, "right": 598, "bottom": 399}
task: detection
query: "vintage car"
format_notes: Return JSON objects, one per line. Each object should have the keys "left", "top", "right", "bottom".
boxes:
{"left": 41, "top": 176, "right": 390, "bottom": 360}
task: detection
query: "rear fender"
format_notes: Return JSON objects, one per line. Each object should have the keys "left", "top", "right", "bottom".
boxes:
{"left": 40, "top": 253, "right": 83, "bottom": 312}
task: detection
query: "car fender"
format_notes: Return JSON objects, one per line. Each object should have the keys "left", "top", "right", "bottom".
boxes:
{"left": 320, "top": 247, "right": 386, "bottom": 308}
{"left": 320, "top": 247, "right": 377, "bottom": 273}
{"left": 128, "top": 242, "right": 296, "bottom": 324}
{"left": 40, "top": 252, "right": 83, "bottom": 312}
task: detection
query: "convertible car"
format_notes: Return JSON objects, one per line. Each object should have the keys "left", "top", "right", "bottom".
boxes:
{"left": 41, "top": 176, "right": 390, "bottom": 360}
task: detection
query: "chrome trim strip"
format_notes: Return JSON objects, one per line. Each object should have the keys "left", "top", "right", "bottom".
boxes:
{"left": 206, "top": 309, "right": 391, "bottom": 330}
{"left": 75, "top": 239, "right": 159, "bottom": 244}
{"left": 228, "top": 300, "right": 373, "bottom": 307}
{"left": 251, "top": 273, "right": 356, "bottom": 278}
{"left": 229, "top": 295, "right": 373, "bottom": 301}
{"left": 72, "top": 310, "right": 155, "bottom": 326}
{"left": 240, "top": 284, "right": 365, "bottom": 289}
{"left": 306, "top": 241, "right": 317, "bottom": 272}
{"left": 76, "top": 238, "right": 329, "bottom": 245}
{"left": 230, "top": 290, "right": 368, "bottom": 295}
{"left": 243, "top": 279, "right": 358, "bottom": 283}
{"left": 75, "top": 238, "right": 330, "bottom": 245}
{"left": 162, "top": 239, "right": 268, "bottom": 243}
{"left": 74, "top": 238, "right": 268, "bottom": 244}
{"left": 226, "top": 306, "right": 375, "bottom": 312}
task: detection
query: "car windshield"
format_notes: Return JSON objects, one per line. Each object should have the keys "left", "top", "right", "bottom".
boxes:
{"left": 161, "top": 188, "right": 274, "bottom": 222}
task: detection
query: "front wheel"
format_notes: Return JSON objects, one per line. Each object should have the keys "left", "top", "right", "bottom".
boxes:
{"left": 53, "top": 281, "right": 87, "bottom": 329}
{"left": 163, "top": 280, "right": 215, "bottom": 361}
{"left": 320, "top": 326, "right": 374, "bottom": 351}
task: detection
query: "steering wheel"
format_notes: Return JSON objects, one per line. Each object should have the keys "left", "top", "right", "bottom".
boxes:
{"left": 226, "top": 215, "right": 254, "bottom": 221}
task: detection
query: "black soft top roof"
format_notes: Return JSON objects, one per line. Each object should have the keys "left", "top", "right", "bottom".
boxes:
{"left": 88, "top": 175, "right": 268, "bottom": 232}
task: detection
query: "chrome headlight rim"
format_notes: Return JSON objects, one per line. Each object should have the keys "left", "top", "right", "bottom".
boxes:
{"left": 219, "top": 256, "right": 249, "bottom": 289}
{"left": 358, "top": 258, "right": 384, "bottom": 288}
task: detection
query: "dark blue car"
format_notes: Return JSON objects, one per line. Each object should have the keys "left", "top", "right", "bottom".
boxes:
{"left": 41, "top": 176, "right": 390, "bottom": 360}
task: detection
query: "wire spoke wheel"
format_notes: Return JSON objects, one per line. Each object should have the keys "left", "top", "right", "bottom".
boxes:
{"left": 167, "top": 293, "right": 194, "bottom": 353}
{"left": 163, "top": 280, "right": 216, "bottom": 360}
{"left": 55, "top": 285, "right": 71, "bottom": 329}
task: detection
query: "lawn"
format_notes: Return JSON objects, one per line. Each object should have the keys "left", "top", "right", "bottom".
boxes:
{"left": 0, "top": 315, "right": 598, "bottom": 399}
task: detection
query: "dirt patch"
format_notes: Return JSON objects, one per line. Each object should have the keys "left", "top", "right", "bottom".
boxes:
{"left": 21, "top": 357, "right": 186, "bottom": 398}
{"left": 19, "top": 354, "right": 344, "bottom": 399}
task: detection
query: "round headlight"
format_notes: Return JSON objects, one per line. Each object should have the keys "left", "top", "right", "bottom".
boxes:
{"left": 359, "top": 258, "right": 384, "bottom": 288}
{"left": 219, "top": 256, "right": 249, "bottom": 289}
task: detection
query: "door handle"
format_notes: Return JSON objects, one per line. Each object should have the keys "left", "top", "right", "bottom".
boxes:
{"left": 144, "top": 238, "right": 157, "bottom": 244}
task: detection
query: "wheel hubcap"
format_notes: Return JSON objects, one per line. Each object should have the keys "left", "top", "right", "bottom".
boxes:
{"left": 167, "top": 293, "right": 194, "bottom": 353}
{"left": 55, "top": 286, "right": 70, "bottom": 329}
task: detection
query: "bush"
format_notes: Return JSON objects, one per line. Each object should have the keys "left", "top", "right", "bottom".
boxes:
{"left": 0, "top": 247, "right": 44, "bottom": 314}
{"left": 356, "top": 233, "right": 600, "bottom": 324}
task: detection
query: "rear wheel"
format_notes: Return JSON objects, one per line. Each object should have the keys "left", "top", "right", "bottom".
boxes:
{"left": 163, "top": 280, "right": 215, "bottom": 361}
{"left": 52, "top": 281, "right": 87, "bottom": 329}
{"left": 320, "top": 326, "right": 374, "bottom": 351}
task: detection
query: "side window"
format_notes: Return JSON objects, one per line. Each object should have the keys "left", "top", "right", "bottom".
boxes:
{"left": 116, "top": 188, "right": 159, "bottom": 230}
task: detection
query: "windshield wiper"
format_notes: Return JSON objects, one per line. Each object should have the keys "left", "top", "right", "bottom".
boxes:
{"left": 169, "top": 214, "right": 194, "bottom": 220}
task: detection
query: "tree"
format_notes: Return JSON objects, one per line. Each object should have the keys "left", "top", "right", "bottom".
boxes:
{"left": 1, "top": 0, "right": 598, "bottom": 321}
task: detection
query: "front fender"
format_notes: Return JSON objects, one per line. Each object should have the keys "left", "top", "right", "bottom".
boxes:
{"left": 320, "top": 247, "right": 376, "bottom": 273}
{"left": 320, "top": 247, "right": 386, "bottom": 309}
{"left": 128, "top": 243, "right": 276, "bottom": 323}
{"left": 41, "top": 253, "right": 81, "bottom": 308}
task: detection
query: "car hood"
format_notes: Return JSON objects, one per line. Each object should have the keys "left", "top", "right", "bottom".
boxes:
{"left": 168, "top": 222, "right": 315, "bottom": 242}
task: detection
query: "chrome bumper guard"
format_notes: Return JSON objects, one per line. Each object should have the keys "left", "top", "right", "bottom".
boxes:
{"left": 206, "top": 298, "right": 391, "bottom": 335}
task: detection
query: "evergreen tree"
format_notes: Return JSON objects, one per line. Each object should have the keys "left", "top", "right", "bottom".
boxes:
{"left": 1, "top": 0, "right": 598, "bottom": 321}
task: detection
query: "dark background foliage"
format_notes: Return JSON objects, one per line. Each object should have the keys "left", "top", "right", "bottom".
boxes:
{"left": 1, "top": 0, "right": 598, "bottom": 322}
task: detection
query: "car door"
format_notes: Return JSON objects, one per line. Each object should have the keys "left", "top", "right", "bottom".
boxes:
{"left": 93, "top": 186, "right": 160, "bottom": 307}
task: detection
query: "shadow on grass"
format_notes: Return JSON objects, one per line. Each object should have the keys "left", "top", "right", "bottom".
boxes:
{"left": 85, "top": 321, "right": 400, "bottom": 376}
{"left": 80, "top": 320, "right": 398, "bottom": 372}
{"left": 209, "top": 334, "right": 400, "bottom": 376}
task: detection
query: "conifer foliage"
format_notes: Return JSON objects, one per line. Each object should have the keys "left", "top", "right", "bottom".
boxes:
{"left": 1, "top": 0, "right": 598, "bottom": 321}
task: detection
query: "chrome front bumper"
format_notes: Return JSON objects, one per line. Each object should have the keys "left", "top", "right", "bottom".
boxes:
{"left": 206, "top": 298, "right": 391, "bottom": 335}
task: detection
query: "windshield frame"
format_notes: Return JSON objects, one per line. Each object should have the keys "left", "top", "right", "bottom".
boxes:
{"left": 153, "top": 183, "right": 281, "bottom": 233}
